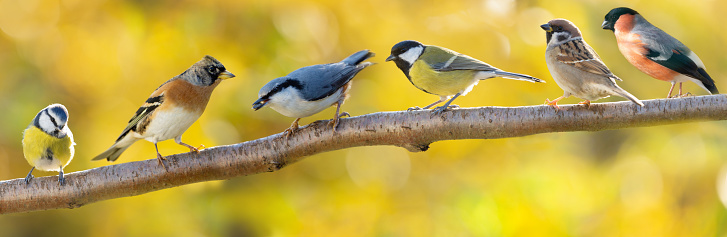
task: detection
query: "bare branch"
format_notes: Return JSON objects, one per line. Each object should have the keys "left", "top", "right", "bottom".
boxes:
{"left": 1, "top": 95, "right": 726, "bottom": 214}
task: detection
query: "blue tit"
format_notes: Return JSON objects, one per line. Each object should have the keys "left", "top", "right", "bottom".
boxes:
{"left": 22, "top": 104, "right": 75, "bottom": 186}
{"left": 385, "top": 40, "right": 545, "bottom": 114}
{"left": 253, "top": 49, "right": 374, "bottom": 136}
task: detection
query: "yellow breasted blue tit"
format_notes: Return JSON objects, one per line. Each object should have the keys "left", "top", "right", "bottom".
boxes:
{"left": 386, "top": 40, "right": 545, "bottom": 115}
{"left": 22, "top": 104, "right": 75, "bottom": 186}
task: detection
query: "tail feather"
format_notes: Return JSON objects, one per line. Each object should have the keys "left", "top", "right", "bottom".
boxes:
{"left": 494, "top": 71, "right": 545, "bottom": 83}
{"left": 342, "top": 49, "right": 375, "bottom": 66}
{"left": 92, "top": 145, "right": 132, "bottom": 162}
{"left": 696, "top": 68, "right": 718, "bottom": 94}
{"left": 613, "top": 87, "right": 644, "bottom": 107}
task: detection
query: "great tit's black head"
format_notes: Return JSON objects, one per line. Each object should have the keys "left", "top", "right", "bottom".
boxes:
{"left": 602, "top": 7, "right": 639, "bottom": 31}
{"left": 386, "top": 40, "right": 424, "bottom": 77}
{"left": 541, "top": 19, "right": 581, "bottom": 45}
{"left": 33, "top": 104, "right": 70, "bottom": 138}
{"left": 180, "top": 55, "right": 235, "bottom": 86}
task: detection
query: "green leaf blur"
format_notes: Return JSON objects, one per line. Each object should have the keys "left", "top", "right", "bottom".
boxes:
{"left": 1, "top": 0, "right": 727, "bottom": 236}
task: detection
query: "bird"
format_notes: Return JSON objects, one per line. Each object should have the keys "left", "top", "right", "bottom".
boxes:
{"left": 22, "top": 104, "right": 75, "bottom": 185}
{"left": 92, "top": 55, "right": 235, "bottom": 168}
{"left": 385, "top": 40, "right": 544, "bottom": 115}
{"left": 602, "top": 7, "right": 718, "bottom": 98}
{"left": 253, "top": 50, "right": 374, "bottom": 136}
{"left": 541, "top": 19, "right": 643, "bottom": 109}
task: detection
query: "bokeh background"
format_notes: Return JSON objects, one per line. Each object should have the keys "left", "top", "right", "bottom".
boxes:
{"left": 1, "top": 0, "right": 727, "bottom": 236}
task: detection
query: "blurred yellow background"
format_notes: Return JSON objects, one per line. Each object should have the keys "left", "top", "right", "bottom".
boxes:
{"left": 1, "top": 0, "right": 727, "bottom": 236}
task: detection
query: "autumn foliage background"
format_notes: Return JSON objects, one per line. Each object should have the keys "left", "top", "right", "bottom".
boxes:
{"left": 1, "top": 0, "right": 727, "bottom": 236}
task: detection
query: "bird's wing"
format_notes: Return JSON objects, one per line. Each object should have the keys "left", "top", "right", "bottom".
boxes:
{"left": 637, "top": 29, "right": 705, "bottom": 77}
{"left": 424, "top": 46, "right": 499, "bottom": 72}
{"left": 290, "top": 63, "right": 369, "bottom": 101}
{"left": 555, "top": 38, "right": 619, "bottom": 80}
{"left": 114, "top": 93, "right": 164, "bottom": 142}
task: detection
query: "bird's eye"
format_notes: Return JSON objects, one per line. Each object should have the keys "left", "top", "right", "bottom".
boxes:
{"left": 207, "top": 66, "right": 217, "bottom": 74}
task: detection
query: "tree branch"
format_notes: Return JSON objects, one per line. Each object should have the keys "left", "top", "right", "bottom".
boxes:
{"left": 1, "top": 95, "right": 726, "bottom": 214}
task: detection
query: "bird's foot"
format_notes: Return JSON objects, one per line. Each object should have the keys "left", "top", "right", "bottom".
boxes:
{"left": 58, "top": 171, "right": 66, "bottom": 186}
{"left": 328, "top": 112, "right": 350, "bottom": 133}
{"left": 672, "top": 92, "right": 693, "bottom": 98}
{"left": 407, "top": 106, "right": 423, "bottom": 111}
{"left": 578, "top": 100, "right": 591, "bottom": 108}
{"left": 24, "top": 174, "right": 34, "bottom": 184}
{"left": 431, "top": 105, "right": 458, "bottom": 116}
{"left": 544, "top": 99, "right": 561, "bottom": 110}
{"left": 283, "top": 126, "right": 299, "bottom": 139}
{"left": 156, "top": 153, "right": 168, "bottom": 169}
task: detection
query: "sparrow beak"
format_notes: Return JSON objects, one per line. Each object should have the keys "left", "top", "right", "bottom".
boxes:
{"left": 540, "top": 24, "right": 552, "bottom": 32}
{"left": 218, "top": 70, "right": 235, "bottom": 80}
{"left": 252, "top": 98, "right": 269, "bottom": 111}
{"left": 385, "top": 55, "right": 396, "bottom": 62}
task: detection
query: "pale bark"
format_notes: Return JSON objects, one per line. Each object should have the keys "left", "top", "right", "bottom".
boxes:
{"left": 1, "top": 95, "right": 726, "bottom": 214}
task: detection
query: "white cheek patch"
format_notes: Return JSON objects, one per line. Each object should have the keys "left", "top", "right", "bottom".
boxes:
{"left": 399, "top": 46, "right": 423, "bottom": 65}
{"left": 38, "top": 113, "right": 56, "bottom": 134}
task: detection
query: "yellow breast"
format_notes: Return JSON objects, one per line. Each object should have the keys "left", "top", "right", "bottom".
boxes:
{"left": 409, "top": 59, "right": 476, "bottom": 96}
{"left": 22, "top": 126, "right": 74, "bottom": 171}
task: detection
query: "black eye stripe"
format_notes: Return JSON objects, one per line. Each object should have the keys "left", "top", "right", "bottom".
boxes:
{"left": 43, "top": 109, "right": 58, "bottom": 128}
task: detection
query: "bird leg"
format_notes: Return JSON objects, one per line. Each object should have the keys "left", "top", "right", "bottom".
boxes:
{"left": 58, "top": 168, "right": 65, "bottom": 186}
{"left": 24, "top": 167, "right": 35, "bottom": 184}
{"left": 284, "top": 118, "right": 301, "bottom": 138}
{"left": 432, "top": 93, "right": 461, "bottom": 115}
{"left": 544, "top": 96, "right": 565, "bottom": 110}
{"left": 578, "top": 100, "right": 591, "bottom": 108}
{"left": 667, "top": 82, "right": 676, "bottom": 98}
{"left": 154, "top": 143, "right": 168, "bottom": 169}
{"left": 409, "top": 98, "right": 446, "bottom": 111}
{"left": 328, "top": 101, "right": 350, "bottom": 133}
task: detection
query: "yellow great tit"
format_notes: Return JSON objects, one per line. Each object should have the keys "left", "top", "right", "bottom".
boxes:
{"left": 386, "top": 40, "right": 545, "bottom": 114}
{"left": 22, "top": 104, "right": 75, "bottom": 185}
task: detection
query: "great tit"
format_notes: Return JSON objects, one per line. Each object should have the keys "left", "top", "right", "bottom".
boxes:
{"left": 253, "top": 49, "right": 374, "bottom": 136}
{"left": 22, "top": 104, "right": 75, "bottom": 185}
{"left": 92, "top": 56, "right": 235, "bottom": 168}
{"left": 386, "top": 40, "right": 544, "bottom": 114}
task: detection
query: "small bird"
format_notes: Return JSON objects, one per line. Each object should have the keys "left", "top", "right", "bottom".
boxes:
{"left": 385, "top": 40, "right": 544, "bottom": 114}
{"left": 253, "top": 50, "right": 374, "bottom": 136}
{"left": 22, "top": 104, "right": 75, "bottom": 185}
{"left": 602, "top": 7, "right": 718, "bottom": 98}
{"left": 92, "top": 55, "right": 235, "bottom": 168}
{"left": 541, "top": 19, "right": 643, "bottom": 108}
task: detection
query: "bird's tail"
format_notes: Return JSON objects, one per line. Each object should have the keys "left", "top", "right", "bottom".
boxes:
{"left": 91, "top": 144, "right": 132, "bottom": 162}
{"left": 342, "top": 49, "right": 375, "bottom": 66}
{"left": 696, "top": 68, "right": 719, "bottom": 94}
{"left": 613, "top": 87, "right": 644, "bottom": 107}
{"left": 494, "top": 71, "right": 545, "bottom": 83}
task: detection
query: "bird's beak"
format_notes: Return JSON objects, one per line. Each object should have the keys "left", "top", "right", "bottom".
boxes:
{"left": 540, "top": 24, "right": 552, "bottom": 32}
{"left": 218, "top": 71, "right": 235, "bottom": 80}
{"left": 385, "top": 55, "right": 396, "bottom": 62}
{"left": 252, "top": 98, "right": 269, "bottom": 111}
{"left": 601, "top": 20, "right": 612, "bottom": 30}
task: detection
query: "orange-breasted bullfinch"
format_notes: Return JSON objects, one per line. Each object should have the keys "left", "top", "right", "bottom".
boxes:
{"left": 92, "top": 56, "right": 235, "bottom": 168}
{"left": 253, "top": 50, "right": 374, "bottom": 136}
{"left": 542, "top": 19, "right": 643, "bottom": 109}
{"left": 602, "top": 7, "right": 717, "bottom": 98}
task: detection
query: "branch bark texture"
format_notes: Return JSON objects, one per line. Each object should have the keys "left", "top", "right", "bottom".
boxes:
{"left": 2, "top": 95, "right": 726, "bottom": 214}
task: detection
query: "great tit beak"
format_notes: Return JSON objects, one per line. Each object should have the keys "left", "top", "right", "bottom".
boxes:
{"left": 252, "top": 98, "right": 269, "bottom": 111}
{"left": 218, "top": 71, "right": 235, "bottom": 80}
{"left": 601, "top": 20, "right": 612, "bottom": 30}
{"left": 540, "top": 24, "right": 552, "bottom": 32}
{"left": 385, "top": 55, "right": 396, "bottom": 62}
